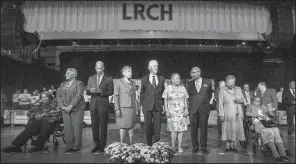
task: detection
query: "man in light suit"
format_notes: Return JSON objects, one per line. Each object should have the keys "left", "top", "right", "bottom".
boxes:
{"left": 187, "top": 67, "right": 212, "bottom": 154}
{"left": 140, "top": 60, "right": 165, "bottom": 146}
{"left": 87, "top": 61, "right": 114, "bottom": 153}
{"left": 256, "top": 82, "right": 278, "bottom": 111}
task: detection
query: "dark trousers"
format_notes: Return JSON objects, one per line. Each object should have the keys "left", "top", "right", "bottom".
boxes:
{"left": 62, "top": 110, "right": 85, "bottom": 149}
{"left": 278, "top": 102, "right": 283, "bottom": 110}
{"left": 144, "top": 108, "right": 161, "bottom": 146}
{"left": 12, "top": 119, "right": 55, "bottom": 149}
{"left": 190, "top": 111, "right": 210, "bottom": 149}
{"left": 90, "top": 98, "right": 109, "bottom": 149}
{"left": 286, "top": 105, "right": 295, "bottom": 134}
{"left": 217, "top": 115, "right": 222, "bottom": 135}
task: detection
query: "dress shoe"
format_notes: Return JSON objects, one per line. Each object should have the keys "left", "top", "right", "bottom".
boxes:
{"left": 285, "top": 150, "right": 293, "bottom": 156}
{"left": 192, "top": 147, "right": 199, "bottom": 154}
{"left": 201, "top": 148, "right": 209, "bottom": 154}
{"left": 64, "top": 148, "right": 74, "bottom": 154}
{"left": 231, "top": 148, "right": 239, "bottom": 153}
{"left": 1, "top": 145, "right": 22, "bottom": 153}
{"left": 280, "top": 156, "right": 290, "bottom": 163}
{"left": 274, "top": 157, "right": 284, "bottom": 163}
{"left": 225, "top": 148, "right": 231, "bottom": 152}
{"left": 72, "top": 148, "right": 81, "bottom": 152}
{"left": 28, "top": 147, "right": 43, "bottom": 153}
{"left": 91, "top": 146, "right": 100, "bottom": 153}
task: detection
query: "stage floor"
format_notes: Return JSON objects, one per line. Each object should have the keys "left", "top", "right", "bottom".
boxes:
{"left": 1, "top": 124, "right": 295, "bottom": 163}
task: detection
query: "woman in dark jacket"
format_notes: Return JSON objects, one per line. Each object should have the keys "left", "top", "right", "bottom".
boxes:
{"left": 57, "top": 68, "right": 85, "bottom": 154}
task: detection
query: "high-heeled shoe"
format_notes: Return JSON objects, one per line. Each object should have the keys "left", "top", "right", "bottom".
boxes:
{"left": 178, "top": 147, "right": 183, "bottom": 153}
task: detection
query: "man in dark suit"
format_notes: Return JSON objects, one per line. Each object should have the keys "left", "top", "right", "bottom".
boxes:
{"left": 140, "top": 60, "right": 165, "bottom": 146}
{"left": 87, "top": 61, "right": 114, "bottom": 153}
{"left": 256, "top": 82, "right": 278, "bottom": 111}
{"left": 282, "top": 81, "right": 295, "bottom": 135}
{"left": 187, "top": 67, "right": 212, "bottom": 154}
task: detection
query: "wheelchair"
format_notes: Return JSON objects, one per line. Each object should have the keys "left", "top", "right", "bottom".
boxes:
{"left": 240, "top": 116, "right": 291, "bottom": 157}
{"left": 23, "top": 118, "right": 66, "bottom": 152}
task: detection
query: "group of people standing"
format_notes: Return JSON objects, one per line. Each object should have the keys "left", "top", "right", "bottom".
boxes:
{"left": 2, "top": 60, "right": 295, "bottom": 163}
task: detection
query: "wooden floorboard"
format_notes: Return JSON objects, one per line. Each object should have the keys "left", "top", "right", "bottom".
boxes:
{"left": 1, "top": 123, "right": 295, "bottom": 163}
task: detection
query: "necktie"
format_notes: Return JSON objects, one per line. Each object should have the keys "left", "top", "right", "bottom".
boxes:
{"left": 195, "top": 80, "right": 201, "bottom": 93}
{"left": 97, "top": 75, "right": 101, "bottom": 88}
{"left": 152, "top": 76, "right": 156, "bottom": 88}
{"left": 293, "top": 90, "right": 295, "bottom": 97}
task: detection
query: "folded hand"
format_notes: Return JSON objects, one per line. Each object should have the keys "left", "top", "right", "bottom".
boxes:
{"left": 166, "top": 112, "right": 171, "bottom": 118}
{"left": 183, "top": 110, "right": 189, "bottom": 117}
{"left": 115, "top": 110, "right": 121, "bottom": 117}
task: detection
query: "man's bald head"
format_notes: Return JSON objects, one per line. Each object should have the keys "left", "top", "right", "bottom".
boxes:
{"left": 190, "top": 67, "right": 201, "bottom": 80}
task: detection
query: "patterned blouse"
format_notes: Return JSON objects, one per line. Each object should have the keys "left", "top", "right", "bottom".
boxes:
{"left": 27, "top": 100, "right": 61, "bottom": 123}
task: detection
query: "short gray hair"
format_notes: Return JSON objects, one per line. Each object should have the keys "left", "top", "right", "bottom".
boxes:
{"left": 171, "top": 73, "right": 180, "bottom": 79}
{"left": 66, "top": 68, "right": 78, "bottom": 78}
{"left": 225, "top": 75, "right": 236, "bottom": 82}
{"left": 148, "top": 60, "right": 158, "bottom": 70}
{"left": 121, "top": 66, "right": 132, "bottom": 74}
{"left": 258, "top": 82, "right": 266, "bottom": 87}
{"left": 96, "top": 61, "right": 105, "bottom": 67}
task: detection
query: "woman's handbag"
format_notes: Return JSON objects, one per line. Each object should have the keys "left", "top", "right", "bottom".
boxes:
{"left": 260, "top": 119, "right": 277, "bottom": 128}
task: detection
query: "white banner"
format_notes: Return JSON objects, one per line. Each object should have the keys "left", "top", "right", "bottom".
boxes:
{"left": 119, "top": 2, "right": 177, "bottom": 31}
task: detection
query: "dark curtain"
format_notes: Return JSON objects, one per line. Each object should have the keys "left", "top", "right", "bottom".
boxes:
{"left": 60, "top": 51, "right": 265, "bottom": 89}
{"left": 1, "top": 56, "right": 61, "bottom": 99}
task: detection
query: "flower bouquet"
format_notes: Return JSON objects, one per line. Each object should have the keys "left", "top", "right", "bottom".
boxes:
{"left": 105, "top": 142, "right": 175, "bottom": 163}
{"left": 104, "top": 142, "right": 128, "bottom": 156}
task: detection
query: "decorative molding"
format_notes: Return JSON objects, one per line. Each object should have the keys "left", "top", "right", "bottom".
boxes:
{"left": 56, "top": 44, "right": 253, "bottom": 53}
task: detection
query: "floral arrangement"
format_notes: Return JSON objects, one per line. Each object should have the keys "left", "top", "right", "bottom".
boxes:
{"left": 104, "top": 142, "right": 175, "bottom": 163}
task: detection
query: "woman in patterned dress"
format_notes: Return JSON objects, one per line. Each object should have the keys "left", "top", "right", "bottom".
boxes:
{"left": 218, "top": 75, "right": 245, "bottom": 152}
{"left": 163, "top": 73, "right": 189, "bottom": 153}
{"left": 246, "top": 96, "right": 290, "bottom": 163}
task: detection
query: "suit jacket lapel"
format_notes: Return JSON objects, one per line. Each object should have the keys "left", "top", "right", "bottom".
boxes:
{"left": 242, "top": 91, "right": 247, "bottom": 100}
{"left": 98, "top": 75, "right": 107, "bottom": 88}
{"left": 199, "top": 79, "right": 205, "bottom": 93}
{"left": 155, "top": 75, "right": 161, "bottom": 89}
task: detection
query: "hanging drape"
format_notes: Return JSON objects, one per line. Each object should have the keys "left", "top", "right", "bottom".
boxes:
{"left": 22, "top": 1, "right": 272, "bottom": 34}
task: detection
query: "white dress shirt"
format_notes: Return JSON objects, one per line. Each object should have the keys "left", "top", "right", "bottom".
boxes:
{"left": 276, "top": 92, "right": 283, "bottom": 103}
{"left": 290, "top": 89, "right": 296, "bottom": 97}
{"left": 244, "top": 91, "right": 251, "bottom": 103}
{"left": 149, "top": 73, "right": 158, "bottom": 86}
{"left": 195, "top": 78, "right": 202, "bottom": 92}
{"left": 97, "top": 73, "right": 104, "bottom": 87}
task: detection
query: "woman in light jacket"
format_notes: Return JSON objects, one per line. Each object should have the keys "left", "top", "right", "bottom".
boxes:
{"left": 114, "top": 66, "right": 138, "bottom": 145}
{"left": 57, "top": 68, "right": 85, "bottom": 154}
{"left": 218, "top": 75, "right": 245, "bottom": 152}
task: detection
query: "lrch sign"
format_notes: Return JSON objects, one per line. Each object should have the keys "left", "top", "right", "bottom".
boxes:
{"left": 122, "top": 3, "right": 173, "bottom": 21}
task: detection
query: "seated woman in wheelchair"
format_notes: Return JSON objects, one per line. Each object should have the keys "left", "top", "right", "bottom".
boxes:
{"left": 246, "top": 96, "right": 290, "bottom": 163}
{"left": 1, "top": 92, "right": 61, "bottom": 153}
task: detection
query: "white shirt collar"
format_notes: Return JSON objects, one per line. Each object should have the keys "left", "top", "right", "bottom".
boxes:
{"left": 149, "top": 73, "right": 157, "bottom": 78}
{"left": 98, "top": 73, "right": 104, "bottom": 78}
{"left": 195, "top": 78, "right": 202, "bottom": 83}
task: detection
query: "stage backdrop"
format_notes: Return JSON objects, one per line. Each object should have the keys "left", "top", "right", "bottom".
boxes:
{"left": 59, "top": 51, "right": 268, "bottom": 90}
